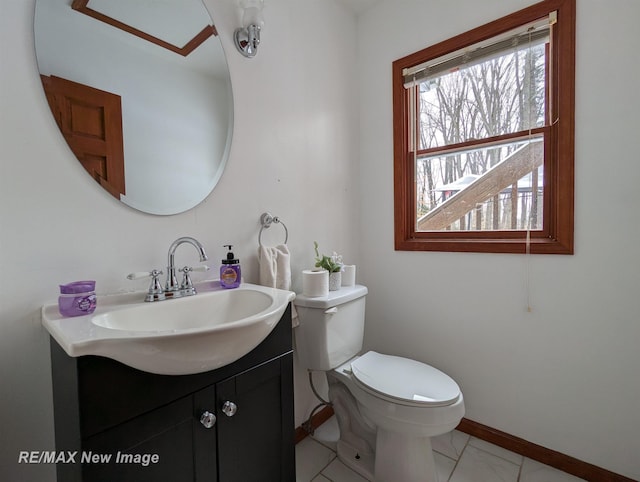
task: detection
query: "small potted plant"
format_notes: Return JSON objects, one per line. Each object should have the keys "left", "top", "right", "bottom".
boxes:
{"left": 314, "top": 241, "right": 343, "bottom": 291}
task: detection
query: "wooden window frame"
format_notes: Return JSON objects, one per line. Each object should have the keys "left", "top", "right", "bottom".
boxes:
{"left": 392, "top": 0, "right": 575, "bottom": 254}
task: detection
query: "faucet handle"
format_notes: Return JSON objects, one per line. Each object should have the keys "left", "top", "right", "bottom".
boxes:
{"left": 127, "top": 270, "right": 165, "bottom": 302}
{"left": 179, "top": 265, "right": 209, "bottom": 292}
{"left": 177, "top": 266, "right": 210, "bottom": 274}
{"left": 179, "top": 266, "right": 193, "bottom": 289}
{"left": 126, "top": 270, "right": 162, "bottom": 281}
{"left": 190, "top": 265, "right": 210, "bottom": 273}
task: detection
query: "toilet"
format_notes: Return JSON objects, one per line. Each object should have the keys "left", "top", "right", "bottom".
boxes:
{"left": 294, "top": 285, "right": 464, "bottom": 482}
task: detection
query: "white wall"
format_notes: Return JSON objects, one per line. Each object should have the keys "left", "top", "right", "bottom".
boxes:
{"left": 0, "top": 0, "right": 358, "bottom": 480}
{"left": 357, "top": 0, "right": 640, "bottom": 479}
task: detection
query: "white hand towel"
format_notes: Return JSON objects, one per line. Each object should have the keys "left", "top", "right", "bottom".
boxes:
{"left": 258, "top": 244, "right": 298, "bottom": 327}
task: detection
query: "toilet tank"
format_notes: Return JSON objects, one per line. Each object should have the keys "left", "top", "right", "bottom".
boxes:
{"left": 294, "top": 285, "right": 368, "bottom": 371}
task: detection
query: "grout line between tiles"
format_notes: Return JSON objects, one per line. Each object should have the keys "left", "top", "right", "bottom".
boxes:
{"left": 517, "top": 459, "right": 524, "bottom": 482}
{"left": 316, "top": 445, "right": 337, "bottom": 481}
{"left": 311, "top": 435, "right": 338, "bottom": 453}
{"left": 444, "top": 435, "right": 469, "bottom": 482}
{"left": 469, "top": 436, "right": 525, "bottom": 468}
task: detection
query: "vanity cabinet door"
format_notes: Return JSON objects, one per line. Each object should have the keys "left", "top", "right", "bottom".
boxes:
{"left": 82, "top": 395, "right": 203, "bottom": 482}
{"left": 82, "top": 384, "right": 220, "bottom": 482}
{"left": 216, "top": 353, "right": 295, "bottom": 482}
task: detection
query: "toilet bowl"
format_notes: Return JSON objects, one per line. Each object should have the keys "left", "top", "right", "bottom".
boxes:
{"left": 294, "top": 286, "right": 465, "bottom": 482}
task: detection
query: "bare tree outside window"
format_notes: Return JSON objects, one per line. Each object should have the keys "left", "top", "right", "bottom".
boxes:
{"left": 415, "top": 40, "right": 546, "bottom": 232}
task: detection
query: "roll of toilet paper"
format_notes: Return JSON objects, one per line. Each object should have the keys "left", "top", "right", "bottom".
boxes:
{"left": 302, "top": 269, "right": 329, "bottom": 297}
{"left": 341, "top": 265, "right": 356, "bottom": 286}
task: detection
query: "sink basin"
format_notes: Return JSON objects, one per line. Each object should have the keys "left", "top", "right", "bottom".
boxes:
{"left": 91, "top": 289, "right": 274, "bottom": 333}
{"left": 42, "top": 282, "right": 295, "bottom": 375}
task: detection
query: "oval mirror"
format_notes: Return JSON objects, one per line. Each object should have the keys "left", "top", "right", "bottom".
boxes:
{"left": 34, "top": 0, "right": 233, "bottom": 215}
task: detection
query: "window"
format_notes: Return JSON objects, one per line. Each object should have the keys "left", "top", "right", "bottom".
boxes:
{"left": 393, "top": 0, "right": 575, "bottom": 254}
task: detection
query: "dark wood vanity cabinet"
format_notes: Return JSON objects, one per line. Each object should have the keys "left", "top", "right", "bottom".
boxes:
{"left": 50, "top": 305, "right": 295, "bottom": 482}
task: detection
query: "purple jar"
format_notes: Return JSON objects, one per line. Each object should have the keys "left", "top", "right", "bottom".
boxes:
{"left": 58, "top": 281, "right": 97, "bottom": 317}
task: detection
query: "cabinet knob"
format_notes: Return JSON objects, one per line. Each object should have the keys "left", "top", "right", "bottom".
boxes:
{"left": 200, "top": 410, "right": 217, "bottom": 429}
{"left": 221, "top": 401, "right": 237, "bottom": 417}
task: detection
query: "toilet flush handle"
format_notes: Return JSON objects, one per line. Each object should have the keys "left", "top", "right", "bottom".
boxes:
{"left": 324, "top": 307, "right": 338, "bottom": 315}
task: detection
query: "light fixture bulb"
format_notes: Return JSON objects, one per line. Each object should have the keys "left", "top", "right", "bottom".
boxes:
{"left": 242, "top": 5, "right": 264, "bottom": 28}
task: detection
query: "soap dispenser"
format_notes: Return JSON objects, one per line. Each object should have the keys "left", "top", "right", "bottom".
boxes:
{"left": 220, "top": 245, "right": 241, "bottom": 289}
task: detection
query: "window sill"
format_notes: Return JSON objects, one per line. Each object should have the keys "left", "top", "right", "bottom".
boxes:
{"left": 395, "top": 235, "right": 573, "bottom": 255}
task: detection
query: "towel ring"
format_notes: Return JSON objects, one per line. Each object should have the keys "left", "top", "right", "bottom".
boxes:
{"left": 259, "top": 212, "right": 289, "bottom": 246}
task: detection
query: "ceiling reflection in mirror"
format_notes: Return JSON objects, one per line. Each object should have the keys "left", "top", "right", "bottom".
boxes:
{"left": 34, "top": 0, "right": 233, "bottom": 215}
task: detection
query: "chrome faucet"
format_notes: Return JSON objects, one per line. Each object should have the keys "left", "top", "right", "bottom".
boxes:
{"left": 165, "top": 237, "right": 208, "bottom": 296}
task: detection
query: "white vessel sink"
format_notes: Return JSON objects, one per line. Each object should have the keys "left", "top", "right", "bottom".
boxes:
{"left": 42, "top": 281, "right": 295, "bottom": 375}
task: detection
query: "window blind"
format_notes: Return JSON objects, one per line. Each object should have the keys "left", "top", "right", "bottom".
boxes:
{"left": 403, "top": 14, "right": 554, "bottom": 88}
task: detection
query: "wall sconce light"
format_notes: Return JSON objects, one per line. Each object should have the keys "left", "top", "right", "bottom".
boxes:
{"left": 234, "top": 0, "right": 264, "bottom": 58}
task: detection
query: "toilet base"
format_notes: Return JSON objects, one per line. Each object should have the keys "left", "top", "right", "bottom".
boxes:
{"left": 374, "top": 429, "right": 437, "bottom": 482}
{"left": 329, "top": 379, "right": 440, "bottom": 482}
{"left": 336, "top": 430, "right": 438, "bottom": 482}
{"left": 336, "top": 439, "right": 375, "bottom": 481}
{"left": 330, "top": 382, "right": 377, "bottom": 480}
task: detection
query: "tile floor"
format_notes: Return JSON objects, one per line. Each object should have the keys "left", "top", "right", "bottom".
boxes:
{"left": 295, "top": 416, "right": 586, "bottom": 482}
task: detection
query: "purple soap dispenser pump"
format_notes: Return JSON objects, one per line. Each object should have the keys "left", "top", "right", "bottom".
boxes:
{"left": 220, "top": 244, "right": 241, "bottom": 289}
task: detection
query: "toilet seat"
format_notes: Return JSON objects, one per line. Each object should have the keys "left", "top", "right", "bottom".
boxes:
{"left": 350, "top": 351, "right": 461, "bottom": 407}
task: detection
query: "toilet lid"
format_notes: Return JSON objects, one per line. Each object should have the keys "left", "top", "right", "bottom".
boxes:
{"left": 351, "top": 351, "right": 461, "bottom": 407}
